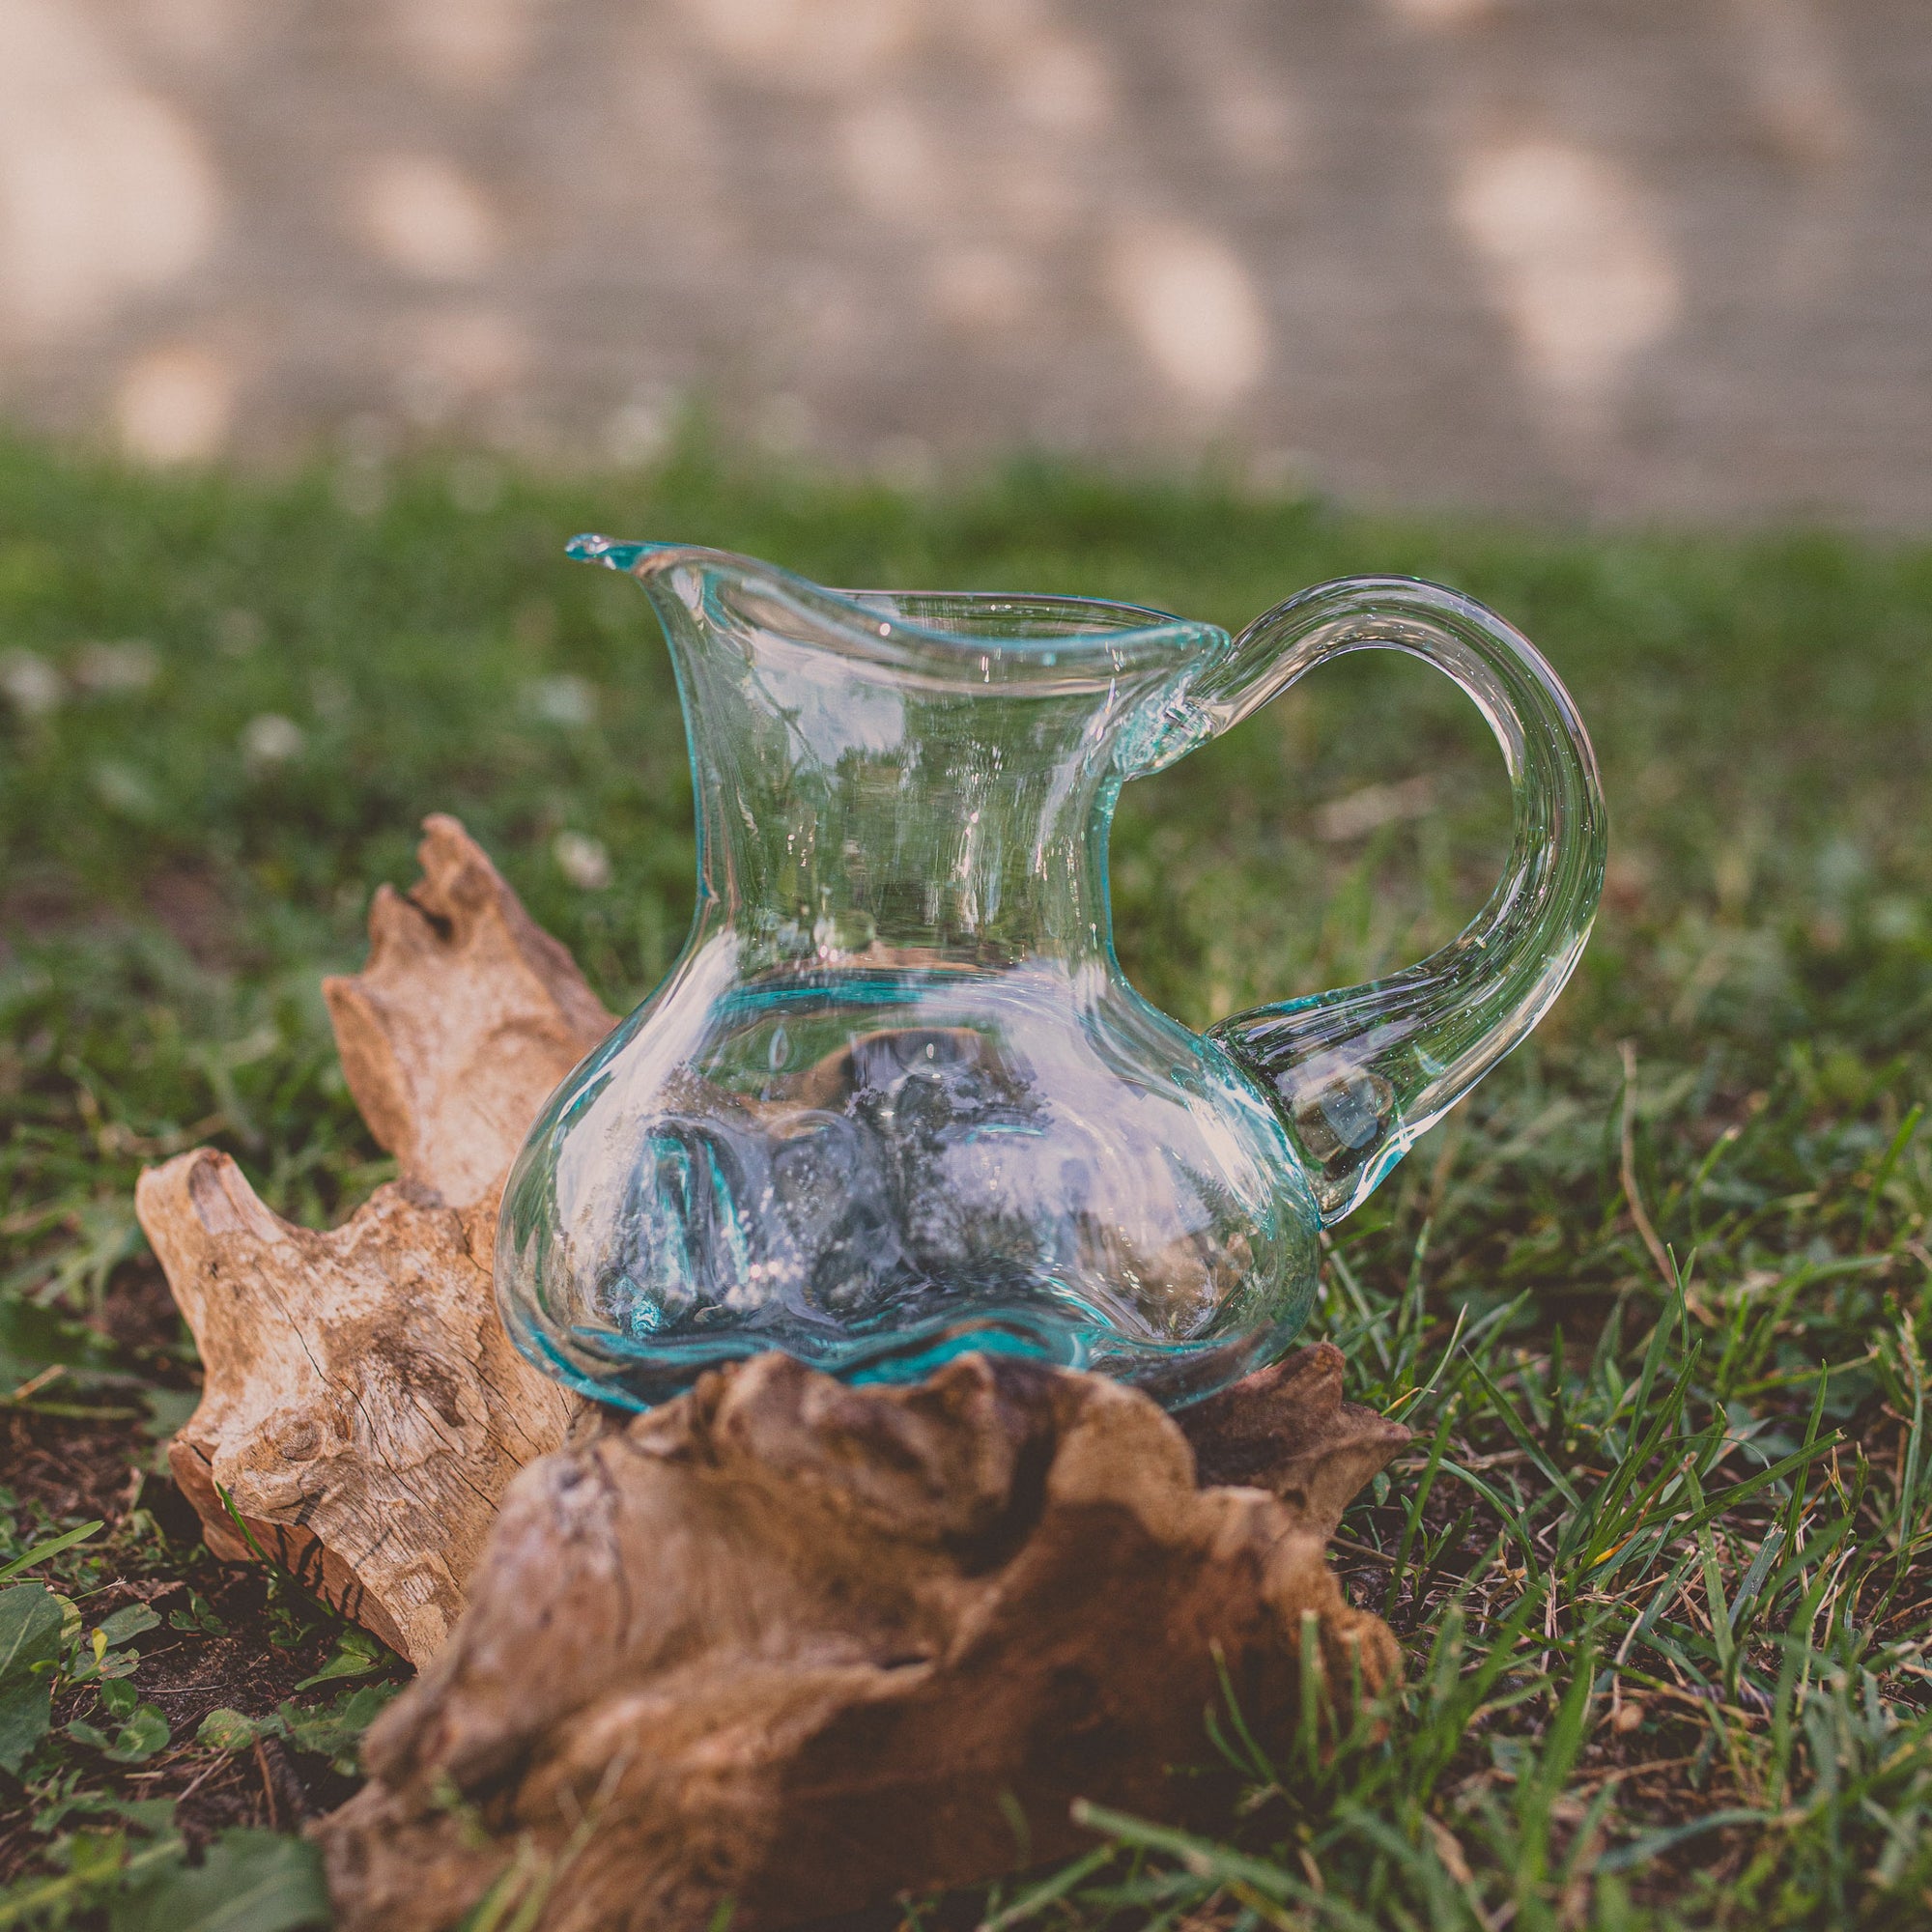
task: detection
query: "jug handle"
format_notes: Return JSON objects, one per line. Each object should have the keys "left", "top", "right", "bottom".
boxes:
{"left": 1186, "top": 576, "right": 1607, "bottom": 1223}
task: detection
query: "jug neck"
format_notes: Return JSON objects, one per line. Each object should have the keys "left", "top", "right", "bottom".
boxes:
{"left": 677, "top": 652, "right": 1134, "bottom": 977}
{"left": 701, "top": 808, "right": 1122, "bottom": 977}
{"left": 628, "top": 560, "right": 1186, "bottom": 977}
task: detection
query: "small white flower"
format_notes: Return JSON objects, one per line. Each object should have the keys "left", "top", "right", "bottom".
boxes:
{"left": 526, "top": 675, "right": 596, "bottom": 727}
{"left": 0, "top": 649, "right": 64, "bottom": 718}
{"left": 72, "top": 640, "right": 158, "bottom": 694}
{"left": 92, "top": 760, "right": 157, "bottom": 818}
{"left": 241, "top": 712, "right": 305, "bottom": 770}
{"left": 553, "top": 830, "right": 611, "bottom": 891}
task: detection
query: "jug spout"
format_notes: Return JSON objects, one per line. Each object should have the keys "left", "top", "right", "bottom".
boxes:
{"left": 569, "top": 535, "right": 1225, "bottom": 974}
{"left": 566, "top": 533, "right": 695, "bottom": 576}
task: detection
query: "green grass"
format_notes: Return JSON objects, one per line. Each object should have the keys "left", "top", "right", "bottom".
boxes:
{"left": 1, "top": 432, "right": 1929, "bottom": 1928}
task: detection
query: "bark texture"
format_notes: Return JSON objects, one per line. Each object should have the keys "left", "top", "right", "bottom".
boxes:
{"left": 320, "top": 812, "right": 615, "bottom": 1212}
{"left": 318, "top": 1345, "right": 1407, "bottom": 1932}
{"left": 135, "top": 816, "right": 610, "bottom": 1661}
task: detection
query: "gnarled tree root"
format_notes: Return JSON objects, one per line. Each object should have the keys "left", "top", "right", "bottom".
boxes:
{"left": 136, "top": 816, "right": 607, "bottom": 1660}
{"left": 318, "top": 1345, "right": 1407, "bottom": 1932}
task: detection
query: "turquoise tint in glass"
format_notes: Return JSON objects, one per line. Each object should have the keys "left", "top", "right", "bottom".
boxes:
{"left": 497, "top": 540, "right": 1606, "bottom": 1409}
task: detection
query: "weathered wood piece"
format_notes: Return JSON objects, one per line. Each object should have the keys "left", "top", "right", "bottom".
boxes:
{"left": 318, "top": 1346, "right": 1408, "bottom": 1932}
{"left": 321, "top": 812, "right": 615, "bottom": 1212}
{"left": 136, "top": 817, "right": 611, "bottom": 1661}
{"left": 1178, "top": 1340, "right": 1411, "bottom": 1535}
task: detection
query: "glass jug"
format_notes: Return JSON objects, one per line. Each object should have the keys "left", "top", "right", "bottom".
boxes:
{"left": 497, "top": 538, "right": 1605, "bottom": 1409}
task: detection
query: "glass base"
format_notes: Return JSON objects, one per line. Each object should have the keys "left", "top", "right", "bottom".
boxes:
{"left": 519, "top": 1300, "right": 1308, "bottom": 1414}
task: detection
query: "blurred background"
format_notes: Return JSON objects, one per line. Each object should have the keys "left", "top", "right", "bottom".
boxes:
{"left": 6, "top": 7, "right": 1932, "bottom": 1909}
{"left": 2, "top": 0, "right": 1926, "bottom": 524}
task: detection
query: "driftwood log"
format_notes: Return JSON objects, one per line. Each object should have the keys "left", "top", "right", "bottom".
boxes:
{"left": 319, "top": 1345, "right": 1406, "bottom": 1932}
{"left": 136, "top": 814, "right": 1412, "bottom": 1927}
{"left": 135, "top": 817, "right": 610, "bottom": 1659}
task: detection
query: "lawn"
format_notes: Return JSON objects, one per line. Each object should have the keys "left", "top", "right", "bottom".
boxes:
{"left": 1, "top": 432, "right": 1929, "bottom": 1929}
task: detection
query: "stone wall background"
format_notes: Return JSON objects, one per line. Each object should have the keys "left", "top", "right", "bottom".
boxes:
{"left": 1, "top": 0, "right": 1926, "bottom": 523}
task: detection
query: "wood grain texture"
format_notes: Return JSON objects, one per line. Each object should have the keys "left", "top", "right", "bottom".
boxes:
{"left": 318, "top": 1346, "right": 1408, "bottom": 1932}
{"left": 321, "top": 811, "right": 615, "bottom": 1212}
{"left": 136, "top": 816, "right": 608, "bottom": 1661}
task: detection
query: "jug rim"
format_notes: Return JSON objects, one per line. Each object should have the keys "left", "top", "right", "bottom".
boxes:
{"left": 569, "top": 534, "right": 1227, "bottom": 682}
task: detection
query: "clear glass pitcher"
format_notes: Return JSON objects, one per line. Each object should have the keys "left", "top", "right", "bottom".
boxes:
{"left": 497, "top": 538, "right": 1605, "bottom": 1408}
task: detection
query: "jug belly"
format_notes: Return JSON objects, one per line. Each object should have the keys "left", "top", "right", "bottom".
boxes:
{"left": 497, "top": 958, "right": 1322, "bottom": 1408}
